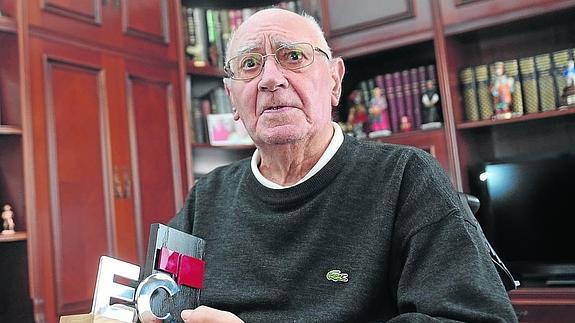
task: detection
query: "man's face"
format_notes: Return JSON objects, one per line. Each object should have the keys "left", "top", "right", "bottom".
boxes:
{"left": 224, "top": 10, "right": 344, "bottom": 146}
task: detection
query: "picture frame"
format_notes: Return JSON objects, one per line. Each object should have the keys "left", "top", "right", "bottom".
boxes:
{"left": 206, "top": 113, "right": 253, "bottom": 146}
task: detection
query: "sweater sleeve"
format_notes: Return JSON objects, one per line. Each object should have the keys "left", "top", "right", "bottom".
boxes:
{"left": 389, "top": 149, "right": 517, "bottom": 322}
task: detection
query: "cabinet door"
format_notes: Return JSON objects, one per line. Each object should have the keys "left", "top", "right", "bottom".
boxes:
{"left": 440, "top": 0, "right": 575, "bottom": 34}
{"left": 28, "top": 37, "right": 116, "bottom": 320}
{"left": 122, "top": 60, "right": 187, "bottom": 262}
{"left": 323, "top": 0, "right": 433, "bottom": 57}
{"left": 28, "top": 0, "right": 178, "bottom": 61}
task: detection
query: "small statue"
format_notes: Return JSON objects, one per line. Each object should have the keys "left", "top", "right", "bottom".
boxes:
{"left": 421, "top": 80, "right": 442, "bottom": 128}
{"left": 564, "top": 60, "right": 575, "bottom": 87}
{"left": 399, "top": 116, "right": 412, "bottom": 133}
{"left": 368, "top": 87, "right": 391, "bottom": 138}
{"left": 2, "top": 204, "right": 16, "bottom": 235}
{"left": 490, "top": 61, "right": 514, "bottom": 119}
{"left": 562, "top": 60, "right": 575, "bottom": 106}
{"left": 346, "top": 90, "right": 368, "bottom": 138}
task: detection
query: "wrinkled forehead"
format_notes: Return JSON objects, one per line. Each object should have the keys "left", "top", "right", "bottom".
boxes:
{"left": 228, "top": 10, "right": 320, "bottom": 56}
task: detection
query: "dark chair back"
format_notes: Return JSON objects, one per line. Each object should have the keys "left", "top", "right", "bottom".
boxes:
{"left": 457, "top": 192, "right": 519, "bottom": 291}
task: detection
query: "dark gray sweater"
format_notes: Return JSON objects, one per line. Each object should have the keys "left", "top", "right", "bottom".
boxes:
{"left": 169, "top": 135, "right": 517, "bottom": 322}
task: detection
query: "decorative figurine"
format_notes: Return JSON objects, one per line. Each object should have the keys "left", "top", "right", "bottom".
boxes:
{"left": 562, "top": 59, "right": 575, "bottom": 106}
{"left": 421, "top": 79, "right": 442, "bottom": 129}
{"left": 490, "top": 61, "right": 514, "bottom": 119}
{"left": 367, "top": 87, "right": 391, "bottom": 138}
{"left": 399, "top": 116, "right": 412, "bottom": 133}
{"left": 1, "top": 204, "right": 15, "bottom": 235}
{"left": 346, "top": 90, "right": 368, "bottom": 138}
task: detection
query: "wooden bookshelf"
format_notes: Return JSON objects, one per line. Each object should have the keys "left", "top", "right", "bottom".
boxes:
{"left": 0, "top": 125, "right": 23, "bottom": 135}
{"left": 0, "top": 232, "right": 27, "bottom": 243}
{"left": 187, "top": 61, "right": 225, "bottom": 77}
{"left": 457, "top": 106, "right": 575, "bottom": 130}
{"left": 0, "top": 15, "right": 16, "bottom": 33}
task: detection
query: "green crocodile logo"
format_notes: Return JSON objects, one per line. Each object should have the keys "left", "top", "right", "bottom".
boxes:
{"left": 326, "top": 269, "right": 349, "bottom": 283}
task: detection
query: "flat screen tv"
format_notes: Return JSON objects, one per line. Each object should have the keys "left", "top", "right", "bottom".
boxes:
{"left": 470, "top": 154, "right": 575, "bottom": 287}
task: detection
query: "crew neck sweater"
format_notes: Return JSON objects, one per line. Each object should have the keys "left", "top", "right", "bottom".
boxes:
{"left": 169, "top": 135, "right": 517, "bottom": 322}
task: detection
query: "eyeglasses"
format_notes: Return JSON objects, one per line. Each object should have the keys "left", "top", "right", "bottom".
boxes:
{"left": 224, "top": 42, "right": 331, "bottom": 81}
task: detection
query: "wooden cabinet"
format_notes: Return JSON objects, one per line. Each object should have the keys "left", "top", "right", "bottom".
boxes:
{"left": 0, "top": 0, "right": 189, "bottom": 322}
{"left": 439, "top": 0, "right": 575, "bottom": 35}
{"left": 27, "top": 36, "right": 187, "bottom": 320}
{"left": 321, "top": 0, "right": 433, "bottom": 58}
{"left": 28, "top": 0, "right": 179, "bottom": 61}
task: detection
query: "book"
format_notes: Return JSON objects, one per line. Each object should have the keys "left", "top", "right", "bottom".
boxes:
{"left": 393, "top": 72, "right": 407, "bottom": 131}
{"left": 504, "top": 59, "right": 524, "bottom": 116}
{"left": 410, "top": 68, "right": 422, "bottom": 129}
{"left": 474, "top": 64, "right": 493, "bottom": 120}
{"left": 535, "top": 53, "right": 557, "bottom": 111}
{"left": 184, "top": 7, "right": 208, "bottom": 67}
{"left": 519, "top": 56, "right": 539, "bottom": 114}
{"left": 551, "top": 49, "right": 570, "bottom": 105}
{"left": 384, "top": 73, "right": 399, "bottom": 133}
{"left": 459, "top": 67, "right": 480, "bottom": 122}
{"left": 401, "top": 70, "right": 414, "bottom": 130}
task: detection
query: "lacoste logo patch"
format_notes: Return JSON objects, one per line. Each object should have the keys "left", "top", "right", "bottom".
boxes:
{"left": 326, "top": 269, "right": 348, "bottom": 283}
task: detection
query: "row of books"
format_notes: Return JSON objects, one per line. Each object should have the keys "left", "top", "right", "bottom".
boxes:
{"left": 343, "top": 65, "right": 440, "bottom": 138}
{"left": 189, "top": 86, "right": 233, "bottom": 144}
{"left": 460, "top": 48, "right": 575, "bottom": 122}
{"left": 183, "top": 1, "right": 304, "bottom": 69}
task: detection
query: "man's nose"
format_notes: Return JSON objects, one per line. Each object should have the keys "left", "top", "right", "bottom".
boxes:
{"left": 258, "top": 56, "right": 289, "bottom": 92}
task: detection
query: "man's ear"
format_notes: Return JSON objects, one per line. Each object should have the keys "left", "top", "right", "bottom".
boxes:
{"left": 224, "top": 80, "right": 240, "bottom": 121}
{"left": 330, "top": 58, "right": 346, "bottom": 107}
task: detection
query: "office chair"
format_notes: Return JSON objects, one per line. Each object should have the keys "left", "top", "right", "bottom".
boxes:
{"left": 457, "top": 192, "right": 520, "bottom": 291}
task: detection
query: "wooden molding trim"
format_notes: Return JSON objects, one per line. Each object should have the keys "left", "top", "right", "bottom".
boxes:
{"left": 41, "top": 0, "right": 102, "bottom": 25}
{"left": 122, "top": 0, "right": 170, "bottom": 44}
{"left": 329, "top": 0, "right": 415, "bottom": 37}
{"left": 454, "top": 0, "right": 488, "bottom": 7}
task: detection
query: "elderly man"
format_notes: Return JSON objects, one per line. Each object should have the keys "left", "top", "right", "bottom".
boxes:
{"left": 169, "top": 8, "right": 517, "bottom": 323}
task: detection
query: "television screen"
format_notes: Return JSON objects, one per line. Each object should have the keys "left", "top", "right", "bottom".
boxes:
{"left": 471, "top": 154, "right": 575, "bottom": 286}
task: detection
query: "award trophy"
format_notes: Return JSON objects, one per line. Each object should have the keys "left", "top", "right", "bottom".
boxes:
{"left": 60, "top": 224, "right": 206, "bottom": 323}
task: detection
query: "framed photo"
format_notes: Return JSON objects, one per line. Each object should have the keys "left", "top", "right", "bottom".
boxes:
{"left": 206, "top": 113, "right": 253, "bottom": 146}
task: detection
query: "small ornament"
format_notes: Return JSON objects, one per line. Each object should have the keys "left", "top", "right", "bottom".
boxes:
{"left": 490, "top": 61, "right": 514, "bottom": 119}
{"left": 561, "top": 59, "right": 575, "bottom": 106}
{"left": 346, "top": 90, "right": 368, "bottom": 138}
{"left": 421, "top": 80, "right": 443, "bottom": 129}
{"left": 368, "top": 87, "right": 392, "bottom": 138}
{"left": 1, "top": 204, "right": 16, "bottom": 235}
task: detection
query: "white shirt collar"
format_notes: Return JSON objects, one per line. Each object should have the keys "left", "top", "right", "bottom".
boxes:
{"left": 251, "top": 122, "right": 345, "bottom": 189}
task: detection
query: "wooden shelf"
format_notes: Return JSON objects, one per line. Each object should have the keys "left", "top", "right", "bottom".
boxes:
{"left": 187, "top": 61, "right": 225, "bottom": 77}
{"left": 0, "top": 125, "right": 23, "bottom": 135}
{"left": 192, "top": 142, "right": 255, "bottom": 150}
{"left": 0, "top": 15, "right": 17, "bottom": 33}
{"left": 0, "top": 232, "right": 27, "bottom": 243}
{"left": 457, "top": 106, "right": 575, "bottom": 130}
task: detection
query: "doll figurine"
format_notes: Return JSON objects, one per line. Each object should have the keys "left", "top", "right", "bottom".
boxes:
{"left": 368, "top": 87, "right": 391, "bottom": 137}
{"left": 421, "top": 80, "right": 442, "bottom": 128}
{"left": 2, "top": 204, "right": 15, "bottom": 235}
{"left": 490, "top": 61, "right": 514, "bottom": 119}
{"left": 561, "top": 59, "right": 575, "bottom": 106}
{"left": 346, "top": 90, "right": 368, "bottom": 138}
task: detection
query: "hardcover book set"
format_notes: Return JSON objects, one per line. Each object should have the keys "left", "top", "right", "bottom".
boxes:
{"left": 459, "top": 48, "right": 575, "bottom": 122}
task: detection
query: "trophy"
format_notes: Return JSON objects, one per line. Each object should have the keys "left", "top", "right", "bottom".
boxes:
{"left": 61, "top": 224, "right": 206, "bottom": 323}
{"left": 561, "top": 59, "right": 575, "bottom": 106}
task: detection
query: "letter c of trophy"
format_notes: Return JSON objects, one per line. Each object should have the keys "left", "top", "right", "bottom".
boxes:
{"left": 135, "top": 273, "right": 180, "bottom": 321}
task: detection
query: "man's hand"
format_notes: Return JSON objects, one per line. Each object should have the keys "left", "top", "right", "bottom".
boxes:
{"left": 181, "top": 306, "right": 244, "bottom": 323}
